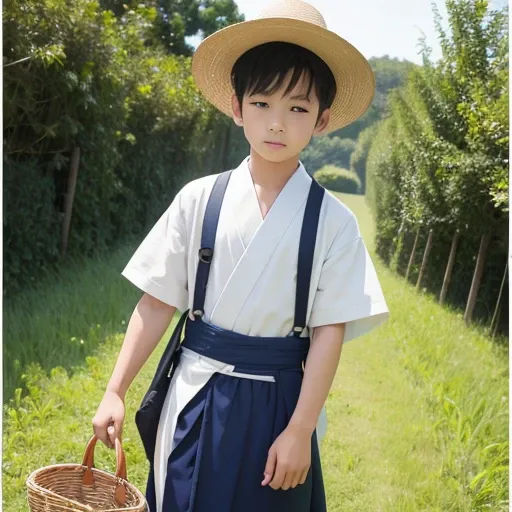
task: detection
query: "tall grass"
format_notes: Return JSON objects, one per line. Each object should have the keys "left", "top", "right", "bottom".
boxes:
{"left": 4, "top": 242, "right": 141, "bottom": 400}
{"left": 325, "top": 192, "right": 509, "bottom": 510}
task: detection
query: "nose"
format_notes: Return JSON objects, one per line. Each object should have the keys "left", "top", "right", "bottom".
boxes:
{"left": 268, "top": 113, "right": 285, "bottom": 133}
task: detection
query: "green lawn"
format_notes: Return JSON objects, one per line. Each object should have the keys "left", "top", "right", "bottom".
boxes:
{"left": 3, "top": 192, "right": 508, "bottom": 511}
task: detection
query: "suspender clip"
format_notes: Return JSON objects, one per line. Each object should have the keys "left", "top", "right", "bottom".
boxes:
{"left": 198, "top": 247, "right": 213, "bottom": 264}
{"left": 293, "top": 326, "right": 304, "bottom": 333}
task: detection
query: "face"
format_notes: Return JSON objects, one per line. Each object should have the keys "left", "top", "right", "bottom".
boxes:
{"left": 231, "top": 71, "right": 331, "bottom": 163}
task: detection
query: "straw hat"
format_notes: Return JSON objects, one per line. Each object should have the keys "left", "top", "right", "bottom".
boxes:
{"left": 191, "top": 0, "right": 375, "bottom": 133}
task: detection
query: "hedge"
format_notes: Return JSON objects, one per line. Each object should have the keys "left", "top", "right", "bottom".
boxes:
{"left": 314, "top": 165, "right": 361, "bottom": 194}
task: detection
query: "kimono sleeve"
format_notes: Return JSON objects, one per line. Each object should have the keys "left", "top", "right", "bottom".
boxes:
{"left": 121, "top": 189, "right": 188, "bottom": 311}
{"left": 309, "top": 217, "right": 389, "bottom": 343}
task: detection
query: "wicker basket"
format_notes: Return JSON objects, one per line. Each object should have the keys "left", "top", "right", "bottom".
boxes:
{"left": 26, "top": 434, "right": 148, "bottom": 511}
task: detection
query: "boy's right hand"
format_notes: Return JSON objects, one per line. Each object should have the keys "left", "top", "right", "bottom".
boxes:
{"left": 92, "top": 390, "right": 125, "bottom": 449}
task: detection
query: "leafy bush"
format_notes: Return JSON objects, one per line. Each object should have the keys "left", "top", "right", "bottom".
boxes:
{"left": 314, "top": 165, "right": 361, "bottom": 194}
{"left": 3, "top": 0, "right": 244, "bottom": 295}
{"left": 302, "top": 136, "right": 356, "bottom": 174}
{"left": 3, "top": 159, "right": 61, "bottom": 288}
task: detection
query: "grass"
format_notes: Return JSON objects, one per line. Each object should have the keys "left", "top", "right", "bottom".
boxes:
{"left": 3, "top": 243, "right": 142, "bottom": 401}
{"left": 3, "top": 192, "right": 508, "bottom": 511}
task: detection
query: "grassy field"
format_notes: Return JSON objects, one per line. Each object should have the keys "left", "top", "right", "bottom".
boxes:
{"left": 3, "top": 192, "right": 508, "bottom": 511}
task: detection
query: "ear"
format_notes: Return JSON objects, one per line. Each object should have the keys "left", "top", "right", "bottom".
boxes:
{"left": 313, "top": 108, "right": 331, "bottom": 135}
{"left": 231, "top": 94, "right": 244, "bottom": 127}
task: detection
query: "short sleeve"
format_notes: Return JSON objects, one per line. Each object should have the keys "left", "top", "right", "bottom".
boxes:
{"left": 309, "top": 218, "right": 390, "bottom": 343}
{"left": 121, "top": 189, "right": 188, "bottom": 311}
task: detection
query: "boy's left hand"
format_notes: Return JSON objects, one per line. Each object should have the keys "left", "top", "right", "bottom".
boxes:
{"left": 261, "top": 423, "right": 312, "bottom": 490}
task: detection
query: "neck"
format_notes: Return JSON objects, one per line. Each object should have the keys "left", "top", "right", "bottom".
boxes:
{"left": 248, "top": 148, "right": 300, "bottom": 191}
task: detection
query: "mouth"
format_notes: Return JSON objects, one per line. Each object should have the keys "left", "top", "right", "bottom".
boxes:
{"left": 264, "top": 141, "right": 287, "bottom": 148}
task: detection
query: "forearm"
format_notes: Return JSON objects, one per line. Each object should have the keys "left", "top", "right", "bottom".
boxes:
{"left": 288, "top": 323, "right": 346, "bottom": 434}
{"left": 106, "top": 293, "right": 176, "bottom": 401}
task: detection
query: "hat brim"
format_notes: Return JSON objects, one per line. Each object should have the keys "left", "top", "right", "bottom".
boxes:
{"left": 191, "top": 17, "right": 375, "bottom": 133}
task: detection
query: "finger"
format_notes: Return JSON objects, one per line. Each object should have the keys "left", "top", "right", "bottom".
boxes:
{"left": 107, "top": 424, "right": 116, "bottom": 448}
{"left": 261, "top": 449, "right": 277, "bottom": 486}
{"left": 269, "top": 462, "right": 286, "bottom": 490}
{"left": 114, "top": 417, "right": 123, "bottom": 441}
{"left": 299, "top": 466, "right": 309, "bottom": 485}
{"left": 92, "top": 419, "right": 109, "bottom": 448}
{"left": 291, "top": 470, "right": 302, "bottom": 489}
{"left": 281, "top": 470, "right": 294, "bottom": 491}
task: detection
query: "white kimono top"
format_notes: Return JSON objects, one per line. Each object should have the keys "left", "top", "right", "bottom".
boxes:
{"left": 122, "top": 156, "right": 389, "bottom": 511}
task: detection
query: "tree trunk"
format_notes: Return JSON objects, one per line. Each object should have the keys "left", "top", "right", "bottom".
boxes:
{"left": 405, "top": 227, "right": 420, "bottom": 281}
{"left": 490, "top": 261, "right": 507, "bottom": 337}
{"left": 440, "top": 230, "right": 460, "bottom": 305}
{"left": 464, "top": 233, "right": 491, "bottom": 326}
{"left": 416, "top": 228, "right": 433, "bottom": 290}
{"left": 61, "top": 147, "right": 80, "bottom": 257}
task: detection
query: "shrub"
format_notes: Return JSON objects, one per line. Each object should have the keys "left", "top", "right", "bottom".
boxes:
{"left": 302, "top": 137, "right": 356, "bottom": 174}
{"left": 3, "top": 0, "right": 244, "bottom": 295}
{"left": 314, "top": 165, "right": 361, "bottom": 194}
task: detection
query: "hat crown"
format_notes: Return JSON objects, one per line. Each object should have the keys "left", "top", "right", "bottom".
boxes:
{"left": 257, "top": 0, "right": 327, "bottom": 29}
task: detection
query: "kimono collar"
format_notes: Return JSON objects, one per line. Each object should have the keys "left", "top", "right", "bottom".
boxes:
{"left": 210, "top": 156, "right": 313, "bottom": 327}
{"left": 236, "top": 155, "right": 312, "bottom": 214}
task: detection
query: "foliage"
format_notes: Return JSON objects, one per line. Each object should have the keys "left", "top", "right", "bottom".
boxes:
{"left": 3, "top": 159, "right": 61, "bottom": 288}
{"left": 98, "top": 0, "right": 244, "bottom": 55}
{"left": 302, "top": 136, "right": 356, "bottom": 174}
{"left": 329, "top": 56, "right": 415, "bottom": 191}
{"left": 314, "top": 165, "right": 361, "bottom": 194}
{"left": 331, "top": 55, "right": 415, "bottom": 141}
{"left": 3, "top": 0, "right": 242, "bottom": 295}
{"left": 365, "top": 0, "right": 509, "bottom": 330}
{"left": 349, "top": 123, "right": 379, "bottom": 194}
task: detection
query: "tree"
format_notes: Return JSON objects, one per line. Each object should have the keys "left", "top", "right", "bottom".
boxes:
{"left": 99, "top": 0, "right": 244, "bottom": 55}
{"left": 331, "top": 55, "right": 415, "bottom": 140}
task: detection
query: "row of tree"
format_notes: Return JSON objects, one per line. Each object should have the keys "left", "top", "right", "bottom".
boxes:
{"left": 361, "top": 0, "right": 508, "bottom": 334}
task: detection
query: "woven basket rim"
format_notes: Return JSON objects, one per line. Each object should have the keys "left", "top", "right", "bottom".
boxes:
{"left": 26, "top": 463, "right": 147, "bottom": 511}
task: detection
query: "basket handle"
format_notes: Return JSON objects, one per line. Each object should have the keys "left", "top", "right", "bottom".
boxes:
{"left": 82, "top": 434, "right": 127, "bottom": 506}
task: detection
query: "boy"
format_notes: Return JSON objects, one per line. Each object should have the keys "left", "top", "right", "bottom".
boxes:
{"left": 92, "top": 1, "right": 389, "bottom": 511}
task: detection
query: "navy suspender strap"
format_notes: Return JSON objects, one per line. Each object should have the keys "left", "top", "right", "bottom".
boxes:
{"left": 292, "top": 179, "right": 325, "bottom": 337}
{"left": 192, "top": 170, "right": 233, "bottom": 317}
{"left": 136, "top": 170, "right": 232, "bottom": 463}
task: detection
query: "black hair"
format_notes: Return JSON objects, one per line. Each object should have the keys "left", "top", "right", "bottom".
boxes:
{"left": 231, "top": 42, "right": 337, "bottom": 123}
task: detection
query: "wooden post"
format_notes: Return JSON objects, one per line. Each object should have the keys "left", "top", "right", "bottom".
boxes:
{"left": 464, "top": 233, "right": 491, "bottom": 326}
{"left": 405, "top": 227, "right": 420, "bottom": 281}
{"left": 492, "top": 301, "right": 503, "bottom": 339}
{"left": 416, "top": 228, "right": 434, "bottom": 290}
{"left": 490, "top": 261, "right": 507, "bottom": 337}
{"left": 440, "top": 229, "right": 460, "bottom": 305}
{"left": 61, "top": 147, "right": 80, "bottom": 257}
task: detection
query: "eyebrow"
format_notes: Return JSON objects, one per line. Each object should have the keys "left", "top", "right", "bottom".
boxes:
{"left": 250, "top": 91, "right": 312, "bottom": 102}
{"left": 289, "top": 93, "right": 311, "bottom": 102}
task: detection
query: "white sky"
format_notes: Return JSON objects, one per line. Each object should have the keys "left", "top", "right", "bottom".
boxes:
{"left": 188, "top": 0, "right": 507, "bottom": 65}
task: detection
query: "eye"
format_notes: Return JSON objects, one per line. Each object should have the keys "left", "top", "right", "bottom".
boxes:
{"left": 251, "top": 101, "right": 268, "bottom": 108}
{"left": 292, "top": 106, "right": 308, "bottom": 113}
